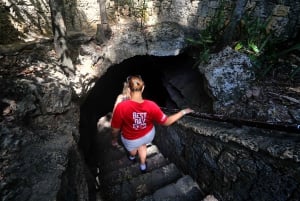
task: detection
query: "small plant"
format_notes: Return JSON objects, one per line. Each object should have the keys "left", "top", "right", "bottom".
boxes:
{"left": 233, "top": 9, "right": 272, "bottom": 56}
{"left": 132, "top": 0, "right": 147, "bottom": 27}
{"left": 233, "top": 6, "right": 300, "bottom": 80}
{"left": 232, "top": 12, "right": 273, "bottom": 78}
{"left": 186, "top": 34, "right": 214, "bottom": 65}
{"left": 113, "top": 0, "right": 148, "bottom": 28}
{"left": 290, "top": 65, "right": 300, "bottom": 80}
{"left": 186, "top": 0, "right": 227, "bottom": 66}
{"left": 186, "top": 1, "right": 299, "bottom": 81}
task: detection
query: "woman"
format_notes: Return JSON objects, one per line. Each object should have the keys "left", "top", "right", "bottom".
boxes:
{"left": 111, "top": 81, "right": 130, "bottom": 147}
{"left": 111, "top": 75, "right": 194, "bottom": 173}
{"left": 112, "top": 81, "right": 130, "bottom": 113}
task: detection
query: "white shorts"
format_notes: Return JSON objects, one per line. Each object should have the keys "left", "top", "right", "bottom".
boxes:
{"left": 121, "top": 126, "right": 155, "bottom": 151}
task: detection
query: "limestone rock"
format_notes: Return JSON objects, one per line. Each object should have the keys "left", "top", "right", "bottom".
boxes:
{"left": 198, "top": 46, "right": 254, "bottom": 112}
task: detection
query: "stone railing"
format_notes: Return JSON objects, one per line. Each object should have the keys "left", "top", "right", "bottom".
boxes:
{"left": 154, "top": 115, "right": 300, "bottom": 201}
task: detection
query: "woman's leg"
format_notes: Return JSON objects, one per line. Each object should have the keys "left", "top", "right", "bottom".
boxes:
{"left": 129, "top": 149, "right": 138, "bottom": 157}
{"left": 121, "top": 136, "right": 137, "bottom": 159}
{"left": 137, "top": 144, "right": 147, "bottom": 165}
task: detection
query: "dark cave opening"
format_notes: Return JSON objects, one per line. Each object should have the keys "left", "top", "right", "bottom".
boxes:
{"left": 78, "top": 52, "right": 213, "bottom": 166}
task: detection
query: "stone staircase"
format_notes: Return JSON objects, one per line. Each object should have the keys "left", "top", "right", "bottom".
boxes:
{"left": 94, "top": 134, "right": 204, "bottom": 201}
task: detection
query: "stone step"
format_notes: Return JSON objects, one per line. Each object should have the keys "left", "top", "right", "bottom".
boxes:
{"left": 102, "top": 163, "right": 182, "bottom": 201}
{"left": 137, "top": 175, "right": 204, "bottom": 201}
{"left": 100, "top": 152, "right": 170, "bottom": 187}
{"left": 96, "top": 143, "right": 127, "bottom": 165}
{"left": 98, "top": 144, "right": 160, "bottom": 175}
{"left": 94, "top": 129, "right": 203, "bottom": 201}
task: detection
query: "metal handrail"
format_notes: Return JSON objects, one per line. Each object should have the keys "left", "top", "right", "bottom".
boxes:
{"left": 160, "top": 107, "right": 300, "bottom": 134}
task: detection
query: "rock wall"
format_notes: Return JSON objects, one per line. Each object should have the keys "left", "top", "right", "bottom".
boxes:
{"left": 155, "top": 116, "right": 300, "bottom": 201}
{"left": 0, "top": 43, "right": 92, "bottom": 200}
{"left": 198, "top": 46, "right": 254, "bottom": 112}
{"left": 1, "top": 0, "right": 300, "bottom": 200}
{"left": 1, "top": 0, "right": 300, "bottom": 44}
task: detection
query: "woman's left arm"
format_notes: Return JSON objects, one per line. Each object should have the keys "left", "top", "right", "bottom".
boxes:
{"left": 111, "top": 127, "right": 120, "bottom": 146}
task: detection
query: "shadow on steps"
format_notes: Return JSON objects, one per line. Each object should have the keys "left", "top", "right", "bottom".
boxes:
{"left": 94, "top": 115, "right": 205, "bottom": 201}
{"left": 96, "top": 143, "right": 204, "bottom": 201}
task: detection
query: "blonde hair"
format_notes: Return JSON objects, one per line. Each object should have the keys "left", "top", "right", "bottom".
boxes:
{"left": 121, "top": 82, "right": 129, "bottom": 96}
{"left": 127, "top": 75, "right": 144, "bottom": 92}
{"left": 113, "top": 82, "right": 130, "bottom": 111}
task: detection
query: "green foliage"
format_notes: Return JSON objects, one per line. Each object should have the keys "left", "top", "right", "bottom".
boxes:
{"left": 233, "top": 11, "right": 272, "bottom": 56}
{"left": 137, "top": 0, "right": 148, "bottom": 27}
{"left": 290, "top": 65, "right": 300, "bottom": 79}
{"left": 275, "top": 44, "right": 300, "bottom": 79}
{"left": 113, "top": 0, "right": 148, "bottom": 27}
{"left": 188, "top": 1, "right": 300, "bottom": 81}
{"left": 232, "top": 13, "right": 273, "bottom": 78}
{"left": 186, "top": 36, "right": 213, "bottom": 65}
{"left": 186, "top": 0, "right": 226, "bottom": 66}
{"left": 233, "top": 8, "right": 300, "bottom": 80}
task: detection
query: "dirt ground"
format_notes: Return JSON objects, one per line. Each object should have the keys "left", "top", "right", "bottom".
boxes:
{"left": 209, "top": 50, "right": 300, "bottom": 126}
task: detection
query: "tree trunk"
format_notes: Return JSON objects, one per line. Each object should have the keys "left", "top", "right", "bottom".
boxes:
{"left": 96, "top": 0, "right": 111, "bottom": 44}
{"left": 48, "top": 0, "right": 74, "bottom": 75}
{"left": 219, "top": 0, "right": 248, "bottom": 48}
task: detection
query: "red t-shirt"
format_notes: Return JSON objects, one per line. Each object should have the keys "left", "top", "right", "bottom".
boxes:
{"left": 111, "top": 100, "right": 167, "bottom": 140}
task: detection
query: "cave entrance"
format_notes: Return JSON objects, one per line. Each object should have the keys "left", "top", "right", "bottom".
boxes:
{"left": 79, "top": 52, "right": 213, "bottom": 166}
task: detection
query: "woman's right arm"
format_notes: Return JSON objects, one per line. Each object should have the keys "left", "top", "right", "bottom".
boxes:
{"left": 162, "top": 108, "right": 194, "bottom": 126}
